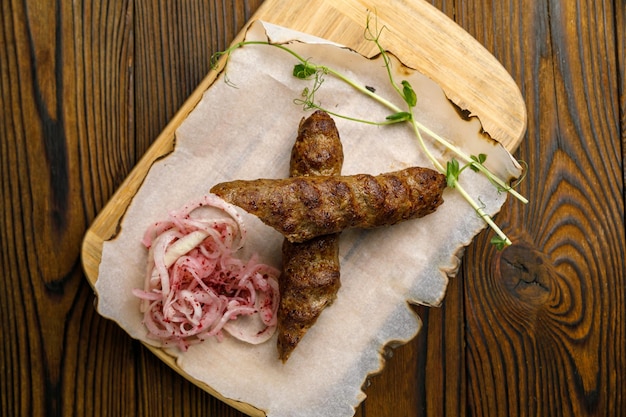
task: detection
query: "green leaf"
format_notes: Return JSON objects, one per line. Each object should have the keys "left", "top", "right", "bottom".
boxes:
{"left": 471, "top": 153, "right": 487, "bottom": 164}
{"left": 490, "top": 235, "right": 509, "bottom": 250}
{"left": 469, "top": 153, "right": 487, "bottom": 172}
{"left": 446, "top": 159, "right": 460, "bottom": 188}
{"left": 293, "top": 63, "right": 317, "bottom": 79}
{"left": 385, "top": 111, "right": 412, "bottom": 122}
{"left": 401, "top": 80, "right": 417, "bottom": 107}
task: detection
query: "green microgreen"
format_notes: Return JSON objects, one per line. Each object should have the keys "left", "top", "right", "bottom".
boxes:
{"left": 386, "top": 112, "right": 412, "bottom": 123}
{"left": 210, "top": 15, "right": 527, "bottom": 249}
{"left": 470, "top": 153, "right": 487, "bottom": 171}
{"left": 293, "top": 62, "right": 318, "bottom": 79}
{"left": 447, "top": 154, "right": 489, "bottom": 187}
{"left": 446, "top": 159, "right": 461, "bottom": 188}
{"left": 401, "top": 80, "right": 417, "bottom": 107}
{"left": 490, "top": 235, "right": 509, "bottom": 251}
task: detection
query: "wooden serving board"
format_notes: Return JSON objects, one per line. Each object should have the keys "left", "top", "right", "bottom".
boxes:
{"left": 81, "top": 0, "right": 526, "bottom": 415}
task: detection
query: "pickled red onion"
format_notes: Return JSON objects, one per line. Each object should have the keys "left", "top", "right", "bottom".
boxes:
{"left": 132, "top": 193, "right": 280, "bottom": 351}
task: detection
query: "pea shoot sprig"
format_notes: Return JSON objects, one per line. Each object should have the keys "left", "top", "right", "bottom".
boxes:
{"left": 211, "top": 18, "right": 527, "bottom": 249}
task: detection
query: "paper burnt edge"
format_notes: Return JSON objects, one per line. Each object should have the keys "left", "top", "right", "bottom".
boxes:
{"left": 96, "top": 22, "right": 519, "bottom": 417}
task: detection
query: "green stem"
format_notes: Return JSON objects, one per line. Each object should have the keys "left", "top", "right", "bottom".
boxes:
{"left": 410, "top": 115, "right": 445, "bottom": 173}
{"left": 410, "top": 110, "right": 512, "bottom": 246}
{"left": 414, "top": 121, "right": 528, "bottom": 203}
{"left": 454, "top": 181, "right": 512, "bottom": 246}
{"left": 226, "top": 41, "right": 405, "bottom": 114}
{"left": 321, "top": 66, "right": 403, "bottom": 112}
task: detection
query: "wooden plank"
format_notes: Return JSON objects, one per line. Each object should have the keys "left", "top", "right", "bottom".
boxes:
{"left": 458, "top": 0, "right": 626, "bottom": 416}
{"left": 0, "top": 0, "right": 136, "bottom": 416}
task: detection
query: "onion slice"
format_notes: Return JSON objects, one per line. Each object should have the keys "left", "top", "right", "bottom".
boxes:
{"left": 132, "top": 193, "right": 280, "bottom": 351}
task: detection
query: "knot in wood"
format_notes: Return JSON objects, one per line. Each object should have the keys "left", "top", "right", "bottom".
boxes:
{"left": 495, "top": 243, "right": 553, "bottom": 306}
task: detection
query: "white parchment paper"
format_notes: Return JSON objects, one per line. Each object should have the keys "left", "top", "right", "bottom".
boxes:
{"left": 95, "top": 21, "right": 522, "bottom": 417}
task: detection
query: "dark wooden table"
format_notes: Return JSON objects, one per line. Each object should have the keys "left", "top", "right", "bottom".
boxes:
{"left": 2, "top": 0, "right": 624, "bottom": 416}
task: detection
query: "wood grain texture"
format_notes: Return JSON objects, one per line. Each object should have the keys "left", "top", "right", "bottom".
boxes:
{"left": 456, "top": 0, "right": 626, "bottom": 416}
{"left": 1, "top": 1, "right": 624, "bottom": 417}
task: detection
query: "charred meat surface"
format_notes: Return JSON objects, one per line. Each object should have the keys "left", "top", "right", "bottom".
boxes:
{"left": 279, "top": 234, "right": 341, "bottom": 361}
{"left": 211, "top": 167, "right": 447, "bottom": 243}
{"left": 289, "top": 110, "right": 344, "bottom": 178}
{"left": 278, "top": 110, "right": 343, "bottom": 362}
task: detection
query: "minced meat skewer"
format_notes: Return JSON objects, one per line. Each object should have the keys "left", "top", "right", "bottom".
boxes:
{"left": 278, "top": 110, "right": 343, "bottom": 362}
{"left": 210, "top": 167, "right": 447, "bottom": 243}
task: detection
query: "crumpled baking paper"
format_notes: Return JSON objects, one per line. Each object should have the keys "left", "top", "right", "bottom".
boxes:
{"left": 95, "top": 20, "right": 522, "bottom": 417}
